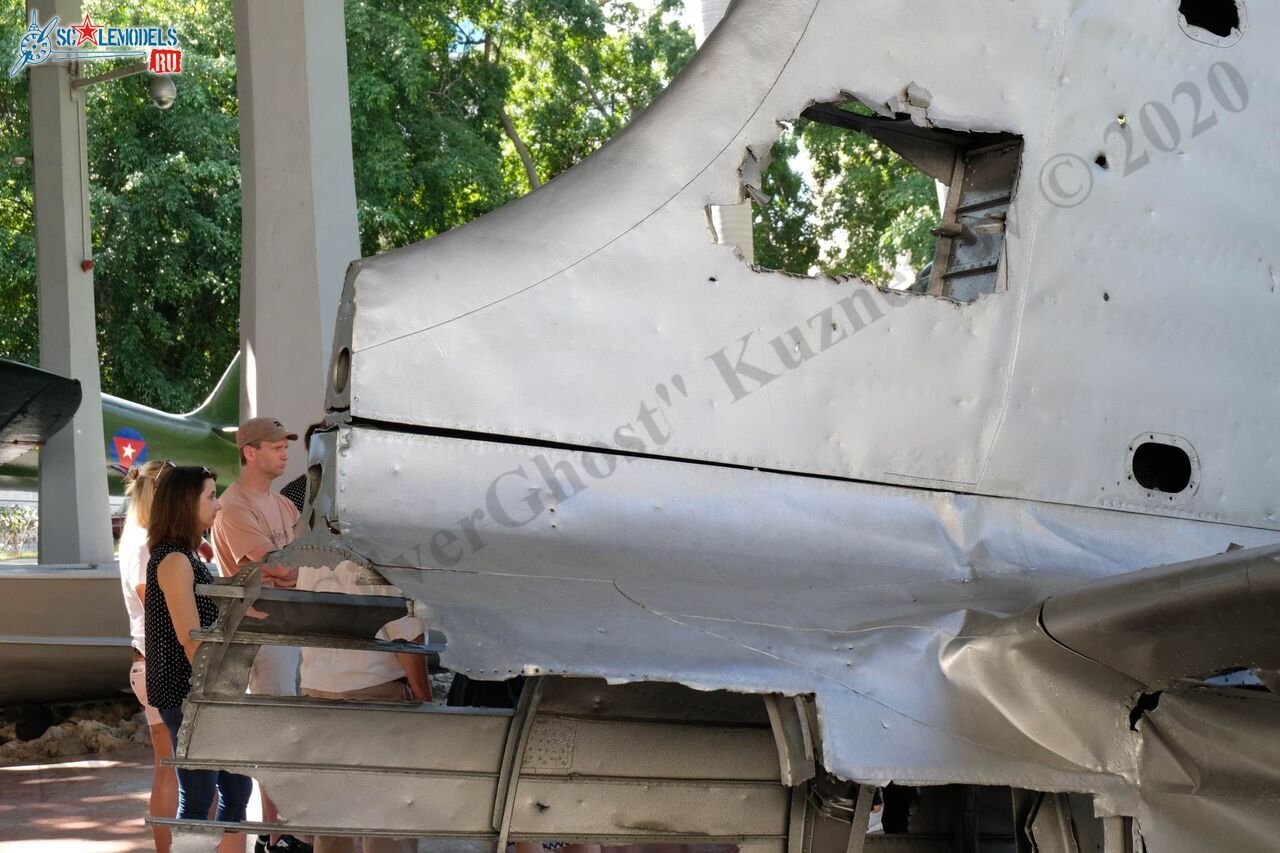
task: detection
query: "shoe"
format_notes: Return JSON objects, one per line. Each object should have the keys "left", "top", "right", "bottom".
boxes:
{"left": 254, "top": 837, "right": 270, "bottom": 853}
{"left": 267, "top": 836, "right": 314, "bottom": 853}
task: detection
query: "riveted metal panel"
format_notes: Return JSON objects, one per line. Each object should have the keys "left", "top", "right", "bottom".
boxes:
{"left": 181, "top": 698, "right": 511, "bottom": 773}
{"left": 508, "top": 777, "right": 790, "bottom": 838}
{"left": 251, "top": 767, "right": 500, "bottom": 835}
{"left": 327, "top": 0, "right": 1280, "bottom": 530}
{"left": 523, "top": 715, "right": 780, "bottom": 781}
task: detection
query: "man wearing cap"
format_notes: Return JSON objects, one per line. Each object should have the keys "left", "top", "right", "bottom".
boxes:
{"left": 212, "top": 417, "right": 300, "bottom": 586}
{"left": 211, "top": 417, "right": 311, "bottom": 853}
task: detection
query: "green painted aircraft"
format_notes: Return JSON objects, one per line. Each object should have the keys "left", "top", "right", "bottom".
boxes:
{"left": 0, "top": 354, "right": 241, "bottom": 495}
{"left": 0, "top": 355, "right": 242, "bottom": 706}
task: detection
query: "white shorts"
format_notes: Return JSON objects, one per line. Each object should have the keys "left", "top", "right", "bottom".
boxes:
{"left": 247, "top": 645, "right": 301, "bottom": 696}
{"left": 128, "top": 659, "right": 164, "bottom": 727}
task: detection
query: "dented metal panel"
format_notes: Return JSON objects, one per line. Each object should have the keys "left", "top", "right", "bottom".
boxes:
{"left": 310, "top": 425, "right": 1273, "bottom": 787}
{"left": 181, "top": 698, "right": 512, "bottom": 772}
{"left": 169, "top": 670, "right": 792, "bottom": 846}
{"left": 509, "top": 777, "right": 788, "bottom": 837}
{"left": 1133, "top": 689, "right": 1280, "bottom": 852}
{"left": 248, "top": 423, "right": 1280, "bottom": 850}
{"left": 231, "top": 766, "right": 499, "bottom": 835}
{"left": 522, "top": 716, "right": 781, "bottom": 780}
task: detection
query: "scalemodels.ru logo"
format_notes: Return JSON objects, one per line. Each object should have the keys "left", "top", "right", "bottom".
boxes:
{"left": 9, "top": 10, "right": 182, "bottom": 78}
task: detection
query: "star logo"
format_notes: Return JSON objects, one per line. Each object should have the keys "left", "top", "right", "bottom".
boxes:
{"left": 69, "top": 13, "right": 101, "bottom": 47}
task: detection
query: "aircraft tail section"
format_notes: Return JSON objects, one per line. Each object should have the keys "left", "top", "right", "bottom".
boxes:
{"left": 186, "top": 352, "right": 240, "bottom": 428}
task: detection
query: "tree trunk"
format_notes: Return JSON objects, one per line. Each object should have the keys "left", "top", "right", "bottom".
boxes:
{"left": 575, "top": 64, "right": 615, "bottom": 124}
{"left": 487, "top": 31, "right": 541, "bottom": 192}
{"left": 499, "top": 105, "right": 541, "bottom": 191}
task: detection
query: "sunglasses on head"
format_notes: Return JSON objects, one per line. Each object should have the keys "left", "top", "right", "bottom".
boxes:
{"left": 162, "top": 460, "right": 214, "bottom": 477}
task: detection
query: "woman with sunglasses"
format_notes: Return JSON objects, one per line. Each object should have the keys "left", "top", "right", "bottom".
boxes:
{"left": 145, "top": 465, "right": 252, "bottom": 851}
{"left": 118, "top": 459, "right": 178, "bottom": 853}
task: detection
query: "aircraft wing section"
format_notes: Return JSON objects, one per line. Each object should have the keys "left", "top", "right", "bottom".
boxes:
{"left": 0, "top": 360, "right": 82, "bottom": 465}
{"left": 1041, "top": 542, "right": 1280, "bottom": 690}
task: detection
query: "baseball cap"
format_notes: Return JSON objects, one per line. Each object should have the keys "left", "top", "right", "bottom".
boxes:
{"left": 236, "top": 416, "right": 298, "bottom": 448}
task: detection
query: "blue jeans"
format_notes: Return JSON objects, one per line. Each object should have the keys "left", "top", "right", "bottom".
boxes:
{"left": 158, "top": 706, "right": 253, "bottom": 822}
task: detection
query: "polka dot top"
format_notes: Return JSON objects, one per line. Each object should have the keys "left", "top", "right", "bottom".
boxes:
{"left": 144, "top": 542, "right": 219, "bottom": 710}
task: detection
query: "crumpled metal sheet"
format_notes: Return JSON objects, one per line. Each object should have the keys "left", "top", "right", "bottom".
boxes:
{"left": 290, "top": 425, "right": 1280, "bottom": 850}
{"left": 1133, "top": 689, "right": 1280, "bottom": 852}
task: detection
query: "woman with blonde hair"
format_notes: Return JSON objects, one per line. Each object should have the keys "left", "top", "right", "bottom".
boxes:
{"left": 118, "top": 459, "right": 178, "bottom": 853}
{"left": 146, "top": 465, "right": 252, "bottom": 852}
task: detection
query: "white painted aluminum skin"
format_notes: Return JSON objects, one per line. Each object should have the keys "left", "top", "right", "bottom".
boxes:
{"left": 290, "top": 2, "right": 1280, "bottom": 851}
{"left": 329, "top": 0, "right": 1280, "bottom": 531}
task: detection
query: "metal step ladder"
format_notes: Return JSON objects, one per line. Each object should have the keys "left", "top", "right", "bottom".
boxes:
{"left": 153, "top": 562, "right": 1128, "bottom": 853}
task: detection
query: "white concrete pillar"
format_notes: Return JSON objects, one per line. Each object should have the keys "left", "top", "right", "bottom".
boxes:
{"left": 28, "top": 0, "right": 114, "bottom": 565}
{"left": 234, "top": 0, "right": 360, "bottom": 477}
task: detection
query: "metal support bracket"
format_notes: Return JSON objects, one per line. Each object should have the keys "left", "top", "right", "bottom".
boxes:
{"left": 843, "top": 785, "right": 876, "bottom": 853}
{"left": 1102, "top": 816, "right": 1137, "bottom": 853}
{"left": 494, "top": 675, "right": 548, "bottom": 852}
{"left": 764, "top": 694, "right": 817, "bottom": 786}
{"left": 70, "top": 61, "right": 148, "bottom": 90}
{"left": 203, "top": 562, "right": 264, "bottom": 687}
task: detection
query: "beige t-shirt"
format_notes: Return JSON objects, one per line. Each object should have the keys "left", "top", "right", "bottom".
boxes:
{"left": 211, "top": 481, "right": 299, "bottom": 575}
{"left": 298, "top": 561, "right": 425, "bottom": 693}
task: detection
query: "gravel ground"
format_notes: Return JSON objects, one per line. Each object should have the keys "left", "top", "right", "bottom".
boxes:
{"left": 0, "top": 671, "right": 454, "bottom": 766}
{"left": 0, "top": 665, "right": 456, "bottom": 771}
{"left": 0, "top": 699, "right": 151, "bottom": 765}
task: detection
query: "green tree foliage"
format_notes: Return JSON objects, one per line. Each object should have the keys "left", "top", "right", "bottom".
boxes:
{"left": 806, "top": 118, "right": 940, "bottom": 283}
{"left": 498, "top": 0, "right": 695, "bottom": 184}
{"left": 345, "top": 0, "right": 693, "bottom": 254}
{"left": 344, "top": 0, "right": 510, "bottom": 255}
{"left": 753, "top": 108, "right": 941, "bottom": 284}
{"left": 0, "top": 0, "right": 695, "bottom": 410}
{"left": 0, "top": 0, "right": 37, "bottom": 366}
{"left": 751, "top": 128, "right": 819, "bottom": 276}
{"left": 0, "top": 0, "right": 241, "bottom": 411}
{"left": 85, "top": 0, "right": 241, "bottom": 412}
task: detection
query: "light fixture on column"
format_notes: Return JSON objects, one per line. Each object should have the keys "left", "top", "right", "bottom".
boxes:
{"left": 148, "top": 74, "right": 176, "bottom": 109}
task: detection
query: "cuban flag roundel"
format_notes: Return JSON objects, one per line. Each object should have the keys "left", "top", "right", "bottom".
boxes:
{"left": 110, "top": 428, "right": 148, "bottom": 471}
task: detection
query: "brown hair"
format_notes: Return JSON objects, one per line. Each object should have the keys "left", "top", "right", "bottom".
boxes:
{"left": 238, "top": 440, "right": 261, "bottom": 466}
{"left": 303, "top": 420, "right": 325, "bottom": 452}
{"left": 147, "top": 465, "right": 217, "bottom": 552}
{"left": 123, "top": 459, "right": 168, "bottom": 528}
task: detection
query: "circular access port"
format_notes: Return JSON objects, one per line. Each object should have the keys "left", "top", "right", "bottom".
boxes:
{"left": 1178, "top": 0, "right": 1244, "bottom": 46}
{"left": 332, "top": 346, "right": 351, "bottom": 394}
{"left": 1131, "top": 441, "right": 1193, "bottom": 494}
